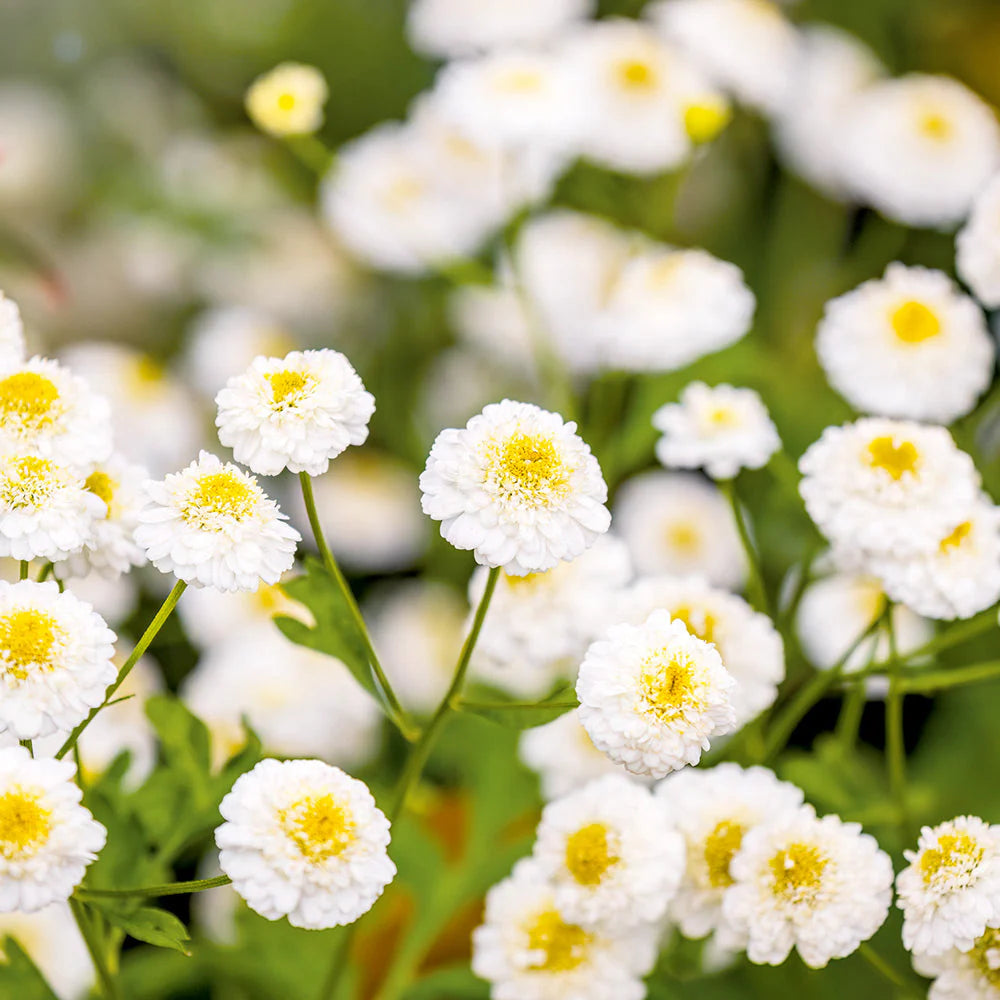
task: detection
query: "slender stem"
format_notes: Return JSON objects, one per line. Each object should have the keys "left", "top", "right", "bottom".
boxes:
{"left": 885, "top": 607, "right": 908, "bottom": 833}
{"left": 835, "top": 683, "right": 867, "bottom": 751}
{"left": 77, "top": 875, "right": 231, "bottom": 899}
{"left": 18, "top": 560, "right": 28, "bottom": 581}
{"left": 18, "top": 739, "right": 32, "bottom": 757}
{"left": 37, "top": 562, "right": 53, "bottom": 582}
{"left": 316, "top": 925, "right": 357, "bottom": 1000}
{"left": 284, "top": 134, "right": 335, "bottom": 175}
{"left": 894, "top": 611, "right": 996, "bottom": 664}
{"left": 298, "top": 472, "right": 416, "bottom": 741}
{"left": 899, "top": 659, "right": 1000, "bottom": 694}
{"left": 858, "top": 943, "right": 909, "bottom": 992}
{"left": 718, "top": 479, "right": 768, "bottom": 613}
{"left": 69, "top": 898, "right": 122, "bottom": 1000}
{"left": 457, "top": 698, "right": 579, "bottom": 712}
{"left": 56, "top": 580, "right": 187, "bottom": 759}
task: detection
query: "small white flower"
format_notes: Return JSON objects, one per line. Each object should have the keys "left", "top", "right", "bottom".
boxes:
{"left": 0, "top": 903, "right": 94, "bottom": 1000}
{"left": 216, "top": 758, "right": 395, "bottom": 929}
{"left": 532, "top": 775, "right": 684, "bottom": 929}
{"left": 656, "top": 764, "right": 804, "bottom": 948}
{"left": 958, "top": 173, "right": 1000, "bottom": 309}
{"left": 135, "top": 451, "right": 300, "bottom": 592}
{"left": 216, "top": 349, "right": 375, "bottom": 477}
{"left": 652, "top": 382, "right": 781, "bottom": 480}
{"left": 918, "top": 927, "right": 1000, "bottom": 1000}
{"left": 816, "top": 264, "right": 994, "bottom": 424}
{"left": 471, "top": 857, "right": 658, "bottom": 1000}
{"left": 420, "top": 400, "right": 610, "bottom": 576}
{"left": 724, "top": 805, "right": 893, "bottom": 968}
{"left": 898, "top": 816, "right": 1000, "bottom": 956}
{"left": 0, "top": 292, "right": 26, "bottom": 369}
{"left": 577, "top": 609, "right": 737, "bottom": 779}
{"left": 0, "top": 746, "right": 106, "bottom": 913}
{"left": 244, "top": 63, "right": 328, "bottom": 138}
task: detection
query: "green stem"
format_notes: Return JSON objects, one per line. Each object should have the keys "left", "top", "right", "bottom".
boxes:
{"left": 77, "top": 875, "right": 231, "bottom": 900}
{"left": 457, "top": 698, "right": 579, "bottom": 713}
{"left": 885, "top": 607, "right": 908, "bottom": 833}
{"left": 37, "top": 562, "right": 53, "bottom": 582}
{"left": 857, "top": 943, "right": 910, "bottom": 992}
{"left": 69, "top": 898, "right": 122, "bottom": 1000}
{"left": 718, "top": 479, "right": 768, "bottom": 613}
{"left": 284, "top": 134, "right": 335, "bottom": 175}
{"left": 895, "top": 611, "right": 996, "bottom": 664}
{"left": 899, "top": 659, "right": 1000, "bottom": 694}
{"left": 298, "top": 472, "right": 417, "bottom": 741}
{"left": 56, "top": 580, "right": 187, "bottom": 759}
{"left": 18, "top": 560, "right": 28, "bottom": 581}
{"left": 18, "top": 739, "right": 32, "bottom": 757}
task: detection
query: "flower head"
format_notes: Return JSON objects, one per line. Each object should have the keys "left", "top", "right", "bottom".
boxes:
{"left": 245, "top": 63, "right": 328, "bottom": 138}
{"left": 958, "top": 173, "right": 1000, "bottom": 309}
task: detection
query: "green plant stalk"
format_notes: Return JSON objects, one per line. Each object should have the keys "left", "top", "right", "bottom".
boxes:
{"left": 885, "top": 608, "right": 908, "bottom": 834}
{"left": 457, "top": 697, "right": 578, "bottom": 712}
{"left": 69, "top": 897, "right": 122, "bottom": 1000}
{"left": 719, "top": 478, "right": 768, "bottom": 614}
{"left": 894, "top": 611, "right": 996, "bottom": 664}
{"left": 298, "top": 472, "right": 417, "bottom": 741}
{"left": 56, "top": 579, "right": 187, "bottom": 759}
{"left": 899, "top": 658, "right": 1000, "bottom": 693}
{"left": 18, "top": 559, "right": 28, "bottom": 580}
{"left": 76, "top": 874, "right": 232, "bottom": 899}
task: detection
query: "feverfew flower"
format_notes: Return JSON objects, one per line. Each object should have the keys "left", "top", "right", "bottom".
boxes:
{"left": 656, "top": 764, "right": 804, "bottom": 948}
{"left": 958, "top": 173, "right": 1000, "bottom": 308}
{"left": 420, "top": 400, "right": 610, "bottom": 576}
{"left": 0, "top": 292, "right": 25, "bottom": 368}
{"left": 918, "top": 928, "right": 1000, "bottom": 1000}
{"left": 0, "top": 580, "right": 116, "bottom": 740}
{"left": 0, "top": 456, "right": 105, "bottom": 563}
{"left": 0, "top": 903, "right": 94, "bottom": 1000}
{"left": 652, "top": 382, "right": 780, "bottom": 479}
{"left": 245, "top": 63, "right": 328, "bottom": 138}
{"left": 216, "top": 758, "right": 395, "bottom": 929}
{"left": 816, "top": 264, "right": 994, "bottom": 424}
{"left": 613, "top": 471, "right": 747, "bottom": 589}
{"left": 136, "top": 451, "right": 300, "bottom": 592}
{"left": 532, "top": 775, "right": 684, "bottom": 929}
{"left": 0, "top": 358, "right": 112, "bottom": 470}
{"left": 898, "top": 816, "right": 1000, "bottom": 956}
{"left": 0, "top": 746, "right": 106, "bottom": 912}
{"left": 471, "top": 857, "right": 658, "bottom": 1000}
{"left": 841, "top": 74, "right": 1000, "bottom": 229}
{"left": 724, "top": 805, "right": 893, "bottom": 967}
{"left": 215, "top": 349, "right": 375, "bottom": 477}
{"left": 577, "top": 610, "right": 737, "bottom": 779}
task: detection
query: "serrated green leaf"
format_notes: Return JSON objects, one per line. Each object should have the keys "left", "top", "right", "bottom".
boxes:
{"left": 91, "top": 902, "right": 191, "bottom": 955}
{"left": 0, "top": 937, "right": 60, "bottom": 1000}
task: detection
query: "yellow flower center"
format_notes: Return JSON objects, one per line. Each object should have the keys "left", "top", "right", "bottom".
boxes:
{"left": 891, "top": 300, "right": 941, "bottom": 344}
{"left": 85, "top": 470, "right": 116, "bottom": 517}
{"left": 769, "top": 842, "right": 828, "bottom": 899}
{"left": 525, "top": 909, "right": 591, "bottom": 973}
{"left": 565, "top": 823, "right": 619, "bottom": 886}
{"left": 671, "top": 604, "right": 717, "bottom": 645}
{"left": 865, "top": 435, "right": 920, "bottom": 481}
{"left": 665, "top": 520, "right": 702, "bottom": 555}
{"left": 971, "top": 928, "right": 1000, "bottom": 987}
{"left": 381, "top": 174, "right": 425, "bottom": 212}
{"left": 640, "top": 648, "right": 697, "bottom": 722}
{"left": 0, "top": 456, "right": 58, "bottom": 510}
{"left": 920, "top": 832, "right": 984, "bottom": 886}
{"left": 919, "top": 110, "right": 952, "bottom": 141}
{"left": 683, "top": 101, "right": 731, "bottom": 144}
{"left": 490, "top": 432, "right": 570, "bottom": 502}
{"left": 0, "top": 372, "right": 60, "bottom": 430}
{"left": 277, "top": 92, "right": 296, "bottom": 111}
{"left": 0, "top": 789, "right": 52, "bottom": 859}
{"left": 280, "top": 793, "right": 355, "bottom": 863}
{"left": 125, "top": 356, "right": 167, "bottom": 401}
{"left": 616, "top": 59, "right": 657, "bottom": 91}
{"left": 185, "top": 471, "right": 257, "bottom": 522}
{"left": 496, "top": 68, "right": 545, "bottom": 93}
{"left": 0, "top": 609, "right": 62, "bottom": 681}
{"left": 266, "top": 370, "right": 311, "bottom": 406}
{"left": 939, "top": 520, "right": 973, "bottom": 553}
{"left": 703, "top": 819, "right": 745, "bottom": 888}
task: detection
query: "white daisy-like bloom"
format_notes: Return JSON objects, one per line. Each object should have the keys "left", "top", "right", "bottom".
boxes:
{"left": 840, "top": 74, "right": 1000, "bottom": 229}
{"left": 959, "top": 172, "right": 1000, "bottom": 308}
{"left": 61, "top": 572, "right": 138, "bottom": 631}
{"left": 577, "top": 609, "right": 737, "bottom": 779}
{"left": 245, "top": 63, "right": 328, "bottom": 138}
{"left": 215, "top": 349, "right": 375, "bottom": 477}
{"left": 0, "top": 292, "right": 26, "bottom": 369}
{"left": 648, "top": 0, "right": 800, "bottom": 114}
{"left": 532, "top": 775, "right": 684, "bottom": 929}
{"left": 898, "top": 817, "right": 1000, "bottom": 957}
{"left": 0, "top": 580, "right": 116, "bottom": 741}
{"left": 135, "top": 451, "right": 300, "bottom": 592}
{"left": 724, "top": 805, "right": 893, "bottom": 967}
{"left": 407, "top": 0, "right": 594, "bottom": 58}
{"left": 182, "top": 624, "right": 381, "bottom": 771}
{"left": 470, "top": 535, "right": 633, "bottom": 698}
{"left": 621, "top": 575, "right": 784, "bottom": 727}
{"left": 215, "top": 758, "right": 395, "bottom": 930}
{"left": 773, "top": 26, "right": 885, "bottom": 199}
{"left": 471, "top": 857, "right": 658, "bottom": 1000}
{"left": 816, "top": 264, "right": 994, "bottom": 424}
{"left": 613, "top": 471, "right": 747, "bottom": 590}
{"left": 0, "top": 903, "right": 93, "bottom": 1000}
{"left": 656, "top": 764, "right": 804, "bottom": 949}
{"left": 64, "top": 455, "right": 148, "bottom": 580}
{"left": 798, "top": 419, "right": 981, "bottom": 560}
{"left": 917, "top": 927, "right": 1000, "bottom": 1000}
{"left": 420, "top": 400, "right": 611, "bottom": 576}
{"left": 0, "top": 357, "right": 112, "bottom": 471}
{"left": 520, "top": 710, "right": 637, "bottom": 801}
{"left": 652, "top": 382, "right": 781, "bottom": 480}
{"left": 598, "top": 246, "right": 755, "bottom": 373}
{"left": 448, "top": 281, "right": 537, "bottom": 374}
{"left": 0, "top": 746, "right": 106, "bottom": 913}
{"left": 0, "top": 455, "right": 105, "bottom": 563}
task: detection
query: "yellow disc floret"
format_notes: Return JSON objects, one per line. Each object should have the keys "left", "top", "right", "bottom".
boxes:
{"left": 184, "top": 471, "right": 257, "bottom": 523}
{"left": 769, "top": 841, "right": 828, "bottom": 900}
{"left": 920, "top": 831, "right": 984, "bottom": 886}
{"left": 640, "top": 648, "right": 697, "bottom": 723}
{"left": 703, "top": 819, "right": 746, "bottom": 888}
{"left": 565, "top": 823, "right": 620, "bottom": 886}
{"left": 0, "top": 456, "right": 59, "bottom": 510}
{"left": 265, "top": 370, "right": 312, "bottom": 407}
{"left": 0, "top": 372, "right": 61, "bottom": 432}
{"left": 280, "top": 793, "right": 356, "bottom": 863}
{"left": 865, "top": 435, "right": 920, "bottom": 480}
{"left": 939, "top": 520, "right": 973, "bottom": 553}
{"left": 525, "top": 909, "right": 592, "bottom": 973}
{"left": 671, "top": 604, "right": 718, "bottom": 645}
{"left": 85, "top": 470, "right": 116, "bottom": 517}
{"left": 0, "top": 609, "right": 62, "bottom": 681}
{"left": 490, "top": 432, "right": 571, "bottom": 503}
{"left": 891, "top": 301, "right": 941, "bottom": 344}
{"left": 616, "top": 59, "right": 658, "bottom": 91}
{"left": 0, "top": 789, "right": 52, "bottom": 859}
{"left": 683, "top": 101, "right": 731, "bottom": 144}
{"left": 971, "top": 928, "right": 1000, "bottom": 988}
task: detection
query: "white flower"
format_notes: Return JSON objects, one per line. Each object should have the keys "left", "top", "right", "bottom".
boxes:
{"left": 724, "top": 805, "right": 893, "bottom": 967}
{"left": 0, "top": 292, "right": 25, "bottom": 369}
{"left": 816, "top": 264, "right": 994, "bottom": 424}
{"left": 0, "top": 903, "right": 94, "bottom": 999}
{"left": 215, "top": 349, "right": 375, "bottom": 477}
{"left": 919, "top": 927, "right": 1000, "bottom": 1000}
{"left": 655, "top": 764, "right": 804, "bottom": 948}
{"left": 649, "top": 0, "right": 800, "bottom": 114}
{"left": 519, "top": 710, "right": 638, "bottom": 801}
{"left": 532, "top": 775, "right": 684, "bottom": 929}
{"left": 652, "top": 382, "right": 781, "bottom": 479}
{"left": 0, "top": 358, "right": 112, "bottom": 471}
{"left": 420, "top": 400, "right": 610, "bottom": 576}
{"left": 245, "top": 63, "right": 328, "bottom": 138}
{"left": 798, "top": 419, "right": 981, "bottom": 560}
{"left": 840, "top": 74, "right": 1000, "bottom": 228}
{"left": 471, "top": 857, "right": 658, "bottom": 1000}
{"left": 613, "top": 471, "right": 747, "bottom": 589}
{"left": 448, "top": 282, "right": 537, "bottom": 373}
{"left": 577, "top": 609, "right": 737, "bottom": 779}
{"left": 621, "top": 575, "right": 784, "bottom": 726}
{"left": 958, "top": 172, "right": 1000, "bottom": 308}
{"left": 215, "top": 758, "right": 395, "bottom": 929}
{"left": 0, "top": 456, "right": 105, "bottom": 563}
{"left": 62, "top": 572, "right": 138, "bottom": 631}
{"left": 182, "top": 624, "right": 381, "bottom": 771}
{"left": 407, "top": 0, "right": 594, "bottom": 58}
{"left": 0, "top": 580, "right": 116, "bottom": 741}
{"left": 898, "top": 816, "right": 1000, "bottom": 956}
{"left": 0, "top": 746, "right": 106, "bottom": 912}
{"left": 470, "top": 535, "right": 632, "bottom": 698}
{"left": 135, "top": 451, "right": 300, "bottom": 592}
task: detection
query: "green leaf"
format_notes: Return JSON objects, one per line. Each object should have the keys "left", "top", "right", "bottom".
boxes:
{"left": 91, "top": 902, "right": 191, "bottom": 955}
{"left": 458, "top": 683, "right": 578, "bottom": 730}
{"left": 0, "top": 937, "right": 59, "bottom": 1000}
{"left": 404, "top": 965, "right": 487, "bottom": 999}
